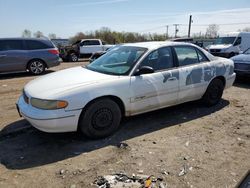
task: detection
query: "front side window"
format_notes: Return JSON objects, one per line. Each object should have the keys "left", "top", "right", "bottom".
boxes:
{"left": 140, "top": 47, "right": 174, "bottom": 71}
{"left": 196, "top": 49, "right": 209, "bottom": 62}
{"left": 234, "top": 37, "right": 241, "bottom": 46}
{"left": 0, "top": 40, "right": 24, "bottom": 51}
{"left": 86, "top": 46, "right": 147, "bottom": 75}
{"left": 174, "top": 46, "right": 199, "bottom": 66}
{"left": 244, "top": 48, "right": 250, "bottom": 54}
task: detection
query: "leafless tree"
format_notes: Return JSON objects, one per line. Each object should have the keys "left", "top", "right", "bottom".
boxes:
{"left": 33, "top": 31, "right": 44, "bottom": 38}
{"left": 22, "top": 29, "right": 32, "bottom": 38}
{"left": 242, "top": 27, "right": 250, "bottom": 32}
{"left": 206, "top": 24, "right": 219, "bottom": 38}
{"left": 48, "top": 33, "right": 57, "bottom": 39}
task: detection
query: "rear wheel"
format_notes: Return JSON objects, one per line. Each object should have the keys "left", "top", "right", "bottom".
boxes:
{"left": 79, "top": 99, "right": 121, "bottom": 139}
{"left": 28, "top": 60, "right": 45, "bottom": 75}
{"left": 202, "top": 78, "right": 224, "bottom": 106}
{"left": 69, "top": 53, "right": 78, "bottom": 62}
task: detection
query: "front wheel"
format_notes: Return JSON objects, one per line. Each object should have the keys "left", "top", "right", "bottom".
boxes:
{"left": 202, "top": 78, "right": 224, "bottom": 106}
{"left": 79, "top": 99, "right": 121, "bottom": 139}
{"left": 28, "top": 60, "right": 45, "bottom": 75}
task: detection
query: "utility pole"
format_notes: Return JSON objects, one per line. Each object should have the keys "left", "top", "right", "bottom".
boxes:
{"left": 165, "top": 25, "right": 169, "bottom": 39}
{"left": 188, "top": 15, "right": 193, "bottom": 38}
{"left": 173, "top": 24, "right": 180, "bottom": 38}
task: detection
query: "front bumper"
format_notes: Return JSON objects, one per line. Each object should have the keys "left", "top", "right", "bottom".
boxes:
{"left": 225, "top": 73, "right": 236, "bottom": 89}
{"left": 16, "top": 95, "right": 82, "bottom": 133}
{"left": 47, "top": 57, "right": 61, "bottom": 68}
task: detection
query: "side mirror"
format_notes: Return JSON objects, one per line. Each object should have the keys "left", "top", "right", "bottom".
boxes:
{"left": 134, "top": 66, "right": 154, "bottom": 76}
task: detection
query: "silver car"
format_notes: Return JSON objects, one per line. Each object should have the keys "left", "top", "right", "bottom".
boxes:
{"left": 0, "top": 38, "right": 60, "bottom": 75}
{"left": 231, "top": 48, "right": 250, "bottom": 76}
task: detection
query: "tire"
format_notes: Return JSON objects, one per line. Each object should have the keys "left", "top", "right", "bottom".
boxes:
{"left": 69, "top": 53, "right": 78, "bottom": 62}
{"left": 229, "top": 52, "right": 235, "bottom": 58}
{"left": 28, "top": 59, "right": 45, "bottom": 75}
{"left": 79, "top": 98, "right": 121, "bottom": 139}
{"left": 202, "top": 78, "right": 224, "bottom": 106}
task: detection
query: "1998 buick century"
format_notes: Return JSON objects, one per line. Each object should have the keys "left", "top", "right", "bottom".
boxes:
{"left": 17, "top": 42, "right": 236, "bottom": 138}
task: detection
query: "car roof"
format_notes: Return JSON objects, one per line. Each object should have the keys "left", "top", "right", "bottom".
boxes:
{"left": 122, "top": 41, "right": 196, "bottom": 50}
{"left": 0, "top": 37, "right": 50, "bottom": 41}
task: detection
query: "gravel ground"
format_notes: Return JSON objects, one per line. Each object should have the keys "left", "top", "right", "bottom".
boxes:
{"left": 0, "top": 61, "right": 249, "bottom": 188}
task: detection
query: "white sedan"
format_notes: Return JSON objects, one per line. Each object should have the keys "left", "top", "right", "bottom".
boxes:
{"left": 17, "top": 42, "right": 236, "bottom": 138}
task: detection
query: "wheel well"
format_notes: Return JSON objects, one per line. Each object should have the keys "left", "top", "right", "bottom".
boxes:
{"left": 213, "top": 76, "right": 226, "bottom": 87}
{"left": 77, "top": 96, "right": 125, "bottom": 131}
{"left": 26, "top": 58, "right": 47, "bottom": 70}
{"left": 82, "top": 96, "right": 125, "bottom": 116}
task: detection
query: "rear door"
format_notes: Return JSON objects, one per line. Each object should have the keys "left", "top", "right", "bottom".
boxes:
{"left": 173, "top": 45, "right": 211, "bottom": 103}
{"left": 0, "top": 40, "right": 27, "bottom": 73}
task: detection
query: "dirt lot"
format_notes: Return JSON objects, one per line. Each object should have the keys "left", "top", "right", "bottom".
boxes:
{"left": 0, "top": 61, "right": 249, "bottom": 188}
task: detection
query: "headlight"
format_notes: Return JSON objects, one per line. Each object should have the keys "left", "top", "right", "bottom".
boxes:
{"left": 30, "top": 98, "right": 68, "bottom": 110}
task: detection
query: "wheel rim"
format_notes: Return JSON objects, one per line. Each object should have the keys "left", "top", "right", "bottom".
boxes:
{"left": 92, "top": 108, "right": 113, "bottom": 130}
{"left": 71, "top": 55, "right": 77, "bottom": 62}
{"left": 30, "top": 61, "right": 44, "bottom": 74}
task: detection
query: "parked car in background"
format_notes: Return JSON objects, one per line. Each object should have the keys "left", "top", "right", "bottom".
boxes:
{"left": 17, "top": 42, "right": 235, "bottom": 138}
{"left": 60, "top": 39, "right": 114, "bottom": 62}
{"left": 0, "top": 38, "right": 60, "bottom": 75}
{"left": 231, "top": 48, "right": 250, "bottom": 76}
{"left": 89, "top": 45, "right": 120, "bottom": 63}
{"left": 208, "top": 32, "right": 250, "bottom": 58}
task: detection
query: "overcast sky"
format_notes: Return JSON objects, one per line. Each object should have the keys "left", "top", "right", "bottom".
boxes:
{"left": 0, "top": 0, "right": 250, "bottom": 38}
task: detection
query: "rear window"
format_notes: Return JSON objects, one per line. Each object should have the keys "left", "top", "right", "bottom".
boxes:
{"left": 25, "top": 40, "right": 54, "bottom": 50}
{"left": 0, "top": 40, "right": 24, "bottom": 51}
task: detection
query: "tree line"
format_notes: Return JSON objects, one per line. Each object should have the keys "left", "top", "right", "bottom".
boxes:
{"left": 22, "top": 25, "right": 250, "bottom": 44}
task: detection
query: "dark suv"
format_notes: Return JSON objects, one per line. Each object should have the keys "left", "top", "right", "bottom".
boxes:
{"left": 0, "top": 38, "right": 60, "bottom": 75}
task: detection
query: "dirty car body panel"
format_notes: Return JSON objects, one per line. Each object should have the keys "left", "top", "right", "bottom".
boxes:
{"left": 17, "top": 41, "right": 236, "bottom": 133}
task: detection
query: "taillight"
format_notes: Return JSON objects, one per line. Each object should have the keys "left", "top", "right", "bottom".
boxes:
{"left": 48, "top": 49, "right": 59, "bottom": 55}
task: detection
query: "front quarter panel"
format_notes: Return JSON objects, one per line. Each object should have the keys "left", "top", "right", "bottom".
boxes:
{"left": 59, "top": 76, "right": 131, "bottom": 113}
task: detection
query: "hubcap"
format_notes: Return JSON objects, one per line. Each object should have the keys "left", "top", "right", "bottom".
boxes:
{"left": 71, "top": 55, "right": 77, "bottom": 62}
{"left": 30, "top": 61, "right": 44, "bottom": 74}
{"left": 92, "top": 108, "right": 113, "bottom": 130}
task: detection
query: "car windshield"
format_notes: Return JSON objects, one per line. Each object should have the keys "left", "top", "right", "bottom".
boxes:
{"left": 86, "top": 46, "right": 147, "bottom": 75}
{"left": 244, "top": 48, "right": 250, "bottom": 54}
{"left": 215, "top": 37, "right": 236, "bottom": 45}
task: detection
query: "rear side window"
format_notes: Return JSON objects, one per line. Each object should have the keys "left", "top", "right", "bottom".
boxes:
{"left": 26, "top": 40, "right": 53, "bottom": 50}
{"left": 174, "top": 46, "right": 199, "bottom": 66}
{"left": 0, "top": 40, "right": 24, "bottom": 51}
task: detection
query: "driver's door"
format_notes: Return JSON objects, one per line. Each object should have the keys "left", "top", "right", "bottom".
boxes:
{"left": 129, "top": 47, "right": 179, "bottom": 115}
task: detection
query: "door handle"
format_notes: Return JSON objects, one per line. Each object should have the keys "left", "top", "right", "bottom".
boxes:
{"left": 168, "top": 77, "right": 177, "bottom": 81}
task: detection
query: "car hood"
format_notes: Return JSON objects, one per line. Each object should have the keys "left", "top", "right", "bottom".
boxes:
{"left": 24, "top": 66, "right": 118, "bottom": 99}
{"left": 231, "top": 54, "right": 250, "bottom": 64}
{"left": 209, "top": 44, "right": 232, "bottom": 50}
